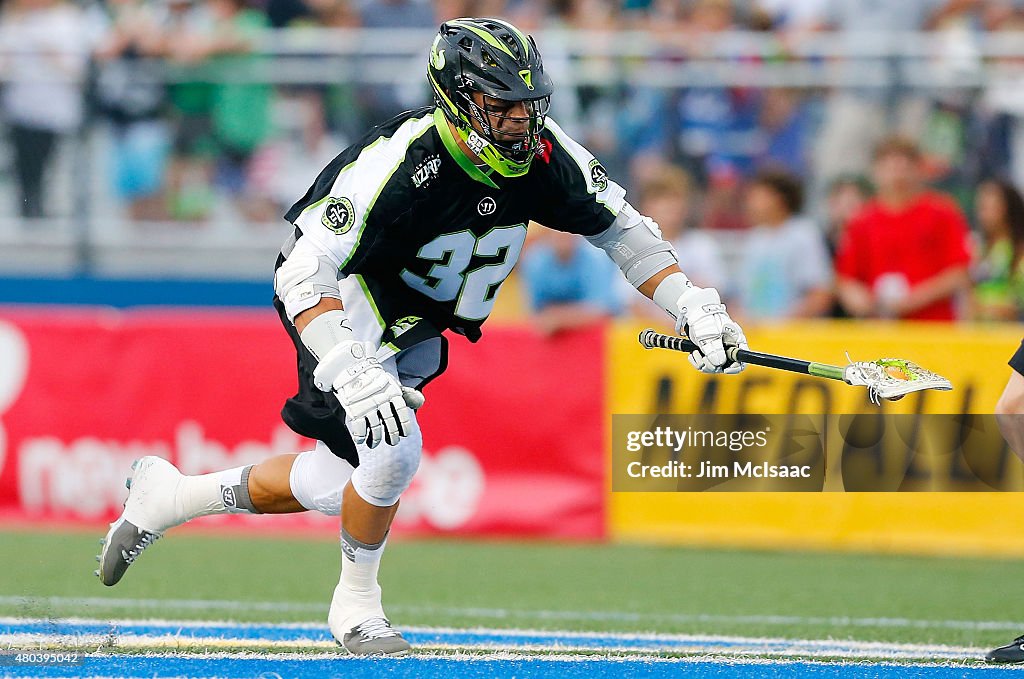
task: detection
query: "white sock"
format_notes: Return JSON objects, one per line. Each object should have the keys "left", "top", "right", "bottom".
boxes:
{"left": 176, "top": 466, "right": 260, "bottom": 521}
{"left": 339, "top": 527, "right": 386, "bottom": 596}
{"left": 329, "top": 527, "right": 389, "bottom": 633}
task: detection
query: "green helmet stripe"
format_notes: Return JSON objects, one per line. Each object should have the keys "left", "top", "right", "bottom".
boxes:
{"left": 489, "top": 18, "right": 529, "bottom": 58}
{"left": 447, "top": 19, "right": 516, "bottom": 59}
{"left": 428, "top": 70, "right": 464, "bottom": 120}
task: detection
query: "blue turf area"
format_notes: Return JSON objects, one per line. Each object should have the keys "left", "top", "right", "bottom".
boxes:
{"left": 0, "top": 619, "right": 985, "bottom": 659}
{"left": 2, "top": 656, "right": 1022, "bottom": 679}
{"left": 5, "top": 619, "right": 1023, "bottom": 676}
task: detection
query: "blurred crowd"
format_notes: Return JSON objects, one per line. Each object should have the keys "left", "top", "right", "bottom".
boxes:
{"left": 0, "top": 0, "right": 1023, "bottom": 322}
{"left": 523, "top": 135, "right": 1023, "bottom": 330}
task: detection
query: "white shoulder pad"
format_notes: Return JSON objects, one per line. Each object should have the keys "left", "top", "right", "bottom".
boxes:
{"left": 274, "top": 238, "right": 343, "bottom": 322}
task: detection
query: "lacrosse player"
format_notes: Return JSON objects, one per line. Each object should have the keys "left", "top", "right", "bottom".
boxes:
{"left": 987, "top": 340, "right": 1024, "bottom": 663}
{"left": 96, "top": 18, "right": 747, "bottom": 655}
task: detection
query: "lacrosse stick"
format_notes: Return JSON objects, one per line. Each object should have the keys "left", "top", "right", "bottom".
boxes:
{"left": 638, "top": 329, "right": 952, "bottom": 405}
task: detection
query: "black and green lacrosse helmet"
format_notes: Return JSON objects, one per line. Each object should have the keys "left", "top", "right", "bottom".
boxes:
{"left": 428, "top": 17, "right": 554, "bottom": 178}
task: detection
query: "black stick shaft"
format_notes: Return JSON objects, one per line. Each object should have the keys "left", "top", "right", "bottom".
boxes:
{"left": 638, "top": 329, "right": 844, "bottom": 381}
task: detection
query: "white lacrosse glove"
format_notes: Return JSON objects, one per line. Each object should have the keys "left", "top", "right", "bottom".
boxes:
{"left": 675, "top": 286, "right": 747, "bottom": 375}
{"left": 313, "top": 340, "right": 413, "bottom": 448}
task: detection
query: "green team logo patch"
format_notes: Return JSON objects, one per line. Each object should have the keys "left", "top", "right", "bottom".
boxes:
{"left": 321, "top": 197, "right": 355, "bottom": 234}
{"left": 589, "top": 159, "right": 609, "bottom": 192}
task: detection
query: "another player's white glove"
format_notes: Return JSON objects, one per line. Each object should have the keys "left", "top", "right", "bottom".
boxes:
{"left": 675, "top": 286, "right": 747, "bottom": 375}
{"left": 313, "top": 340, "right": 413, "bottom": 448}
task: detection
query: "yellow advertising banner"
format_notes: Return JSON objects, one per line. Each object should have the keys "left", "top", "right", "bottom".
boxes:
{"left": 607, "top": 320, "right": 1024, "bottom": 556}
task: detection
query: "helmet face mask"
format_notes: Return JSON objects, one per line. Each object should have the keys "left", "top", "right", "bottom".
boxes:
{"left": 428, "top": 18, "right": 554, "bottom": 178}
{"left": 462, "top": 92, "right": 550, "bottom": 164}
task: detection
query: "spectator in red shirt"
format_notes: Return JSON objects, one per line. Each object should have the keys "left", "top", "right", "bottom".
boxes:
{"left": 835, "top": 136, "right": 972, "bottom": 321}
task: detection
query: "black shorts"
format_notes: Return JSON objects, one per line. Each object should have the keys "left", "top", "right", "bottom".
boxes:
{"left": 1010, "top": 339, "right": 1024, "bottom": 377}
{"left": 274, "top": 294, "right": 449, "bottom": 467}
{"left": 275, "top": 295, "right": 361, "bottom": 467}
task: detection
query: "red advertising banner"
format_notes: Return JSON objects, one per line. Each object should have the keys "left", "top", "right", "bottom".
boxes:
{"left": 0, "top": 309, "right": 604, "bottom": 539}
{"left": 409, "top": 327, "right": 606, "bottom": 539}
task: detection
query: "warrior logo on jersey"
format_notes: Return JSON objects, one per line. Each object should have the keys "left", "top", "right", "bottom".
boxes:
{"left": 589, "top": 159, "right": 609, "bottom": 192}
{"left": 478, "top": 197, "right": 497, "bottom": 216}
{"left": 321, "top": 197, "right": 355, "bottom": 235}
{"left": 412, "top": 155, "right": 442, "bottom": 188}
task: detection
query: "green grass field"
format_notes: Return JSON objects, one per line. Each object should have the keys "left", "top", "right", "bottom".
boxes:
{"left": 4, "top": 526, "right": 1024, "bottom": 651}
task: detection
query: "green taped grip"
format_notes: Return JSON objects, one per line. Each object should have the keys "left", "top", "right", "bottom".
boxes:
{"left": 808, "top": 362, "right": 845, "bottom": 381}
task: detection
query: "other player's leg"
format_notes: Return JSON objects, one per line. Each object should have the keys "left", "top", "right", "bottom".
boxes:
{"left": 988, "top": 635, "right": 1024, "bottom": 664}
{"left": 985, "top": 343, "right": 1024, "bottom": 663}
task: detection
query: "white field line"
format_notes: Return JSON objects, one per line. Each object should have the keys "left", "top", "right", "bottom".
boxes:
{"left": 0, "top": 634, "right": 984, "bottom": 661}
{"left": 0, "top": 635, "right": 1012, "bottom": 668}
{"left": 0, "top": 617, "right": 997, "bottom": 662}
{"left": 0, "top": 616, "right": 987, "bottom": 651}
{"left": 0, "top": 648, "right": 814, "bottom": 664}
{"left": 0, "top": 595, "right": 324, "bottom": 614}
{"left": 2, "top": 595, "right": 1023, "bottom": 633}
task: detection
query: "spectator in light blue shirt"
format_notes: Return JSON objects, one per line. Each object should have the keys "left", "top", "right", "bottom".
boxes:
{"left": 736, "top": 168, "right": 834, "bottom": 321}
{"left": 520, "top": 228, "right": 623, "bottom": 336}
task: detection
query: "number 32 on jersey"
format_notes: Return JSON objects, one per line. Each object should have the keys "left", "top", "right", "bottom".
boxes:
{"left": 400, "top": 224, "right": 528, "bottom": 321}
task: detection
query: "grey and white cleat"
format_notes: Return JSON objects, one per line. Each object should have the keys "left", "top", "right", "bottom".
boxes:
{"left": 96, "top": 518, "right": 161, "bottom": 586}
{"left": 340, "top": 618, "right": 411, "bottom": 656}
{"left": 95, "top": 456, "right": 183, "bottom": 586}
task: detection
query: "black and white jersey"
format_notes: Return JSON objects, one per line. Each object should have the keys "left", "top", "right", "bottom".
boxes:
{"left": 280, "top": 106, "right": 626, "bottom": 347}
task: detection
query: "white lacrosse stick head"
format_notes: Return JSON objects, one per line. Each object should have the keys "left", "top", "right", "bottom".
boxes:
{"left": 842, "top": 355, "right": 953, "bottom": 405}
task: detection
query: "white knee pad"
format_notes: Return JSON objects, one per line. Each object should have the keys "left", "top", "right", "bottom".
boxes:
{"left": 349, "top": 418, "right": 422, "bottom": 507}
{"left": 289, "top": 441, "right": 355, "bottom": 516}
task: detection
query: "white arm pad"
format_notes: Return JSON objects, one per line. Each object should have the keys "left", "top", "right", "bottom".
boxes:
{"left": 586, "top": 202, "right": 680, "bottom": 288}
{"left": 653, "top": 272, "right": 694, "bottom": 322}
{"left": 298, "top": 309, "right": 355, "bottom": 361}
{"left": 274, "top": 239, "right": 344, "bottom": 322}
